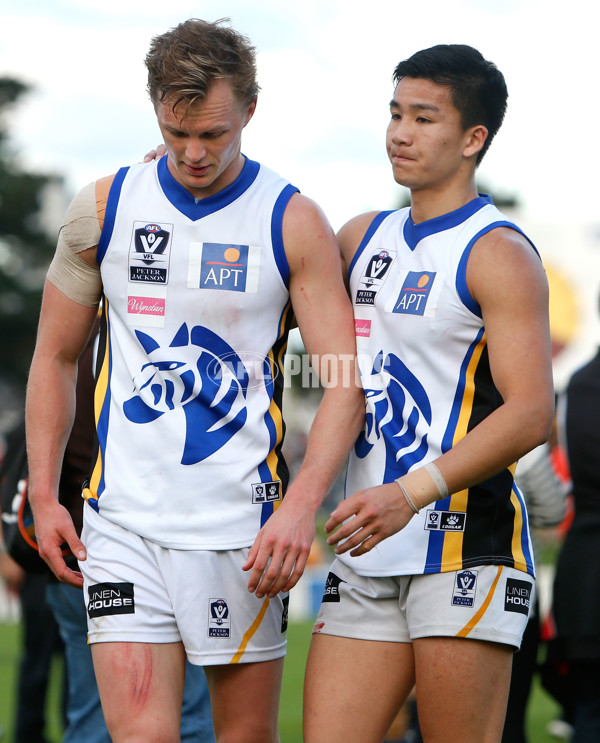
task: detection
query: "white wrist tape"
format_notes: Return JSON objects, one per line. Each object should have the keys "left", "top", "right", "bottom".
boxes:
{"left": 395, "top": 478, "right": 420, "bottom": 514}
{"left": 424, "top": 462, "right": 449, "bottom": 500}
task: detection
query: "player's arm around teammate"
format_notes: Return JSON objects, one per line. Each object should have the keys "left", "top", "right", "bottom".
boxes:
{"left": 244, "top": 191, "right": 365, "bottom": 598}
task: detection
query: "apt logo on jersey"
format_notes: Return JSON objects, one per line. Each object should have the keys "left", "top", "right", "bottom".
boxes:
{"left": 87, "top": 582, "right": 135, "bottom": 618}
{"left": 251, "top": 481, "right": 281, "bottom": 504}
{"left": 129, "top": 222, "right": 173, "bottom": 284}
{"left": 388, "top": 270, "right": 440, "bottom": 317}
{"left": 322, "top": 572, "right": 345, "bottom": 603}
{"left": 188, "top": 242, "right": 261, "bottom": 293}
{"left": 355, "top": 250, "right": 395, "bottom": 306}
{"left": 451, "top": 570, "right": 478, "bottom": 607}
{"left": 504, "top": 578, "right": 532, "bottom": 616}
{"left": 122, "top": 323, "right": 249, "bottom": 465}
{"left": 208, "top": 598, "right": 230, "bottom": 638}
{"left": 424, "top": 509, "right": 466, "bottom": 532}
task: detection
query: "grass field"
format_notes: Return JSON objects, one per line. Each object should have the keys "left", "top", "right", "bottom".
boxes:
{"left": 0, "top": 619, "right": 564, "bottom": 742}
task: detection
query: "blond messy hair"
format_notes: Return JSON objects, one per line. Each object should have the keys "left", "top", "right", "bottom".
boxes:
{"left": 145, "top": 18, "right": 259, "bottom": 110}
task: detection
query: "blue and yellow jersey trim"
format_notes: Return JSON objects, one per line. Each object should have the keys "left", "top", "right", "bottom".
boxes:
{"left": 425, "top": 328, "right": 534, "bottom": 576}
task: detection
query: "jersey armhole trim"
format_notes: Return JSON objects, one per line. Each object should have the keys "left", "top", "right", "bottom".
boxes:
{"left": 271, "top": 184, "right": 299, "bottom": 288}
{"left": 347, "top": 211, "right": 394, "bottom": 280}
{"left": 456, "top": 221, "right": 538, "bottom": 318}
{"left": 97, "top": 167, "right": 130, "bottom": 265}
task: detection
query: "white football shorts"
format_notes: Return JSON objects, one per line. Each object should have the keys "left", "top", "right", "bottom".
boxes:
{"left": 312, "top": 558, "right": 534, "bottom": 650}
{"left": 80, "top": 505, "right": 288, "bottom": 665}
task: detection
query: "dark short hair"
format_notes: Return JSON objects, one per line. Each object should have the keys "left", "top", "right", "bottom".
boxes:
{"left": 393, "top": 44, "right": 507, "bottom": 164}
{"left": 145, "top": 18, "right": 259, "bottom": 111}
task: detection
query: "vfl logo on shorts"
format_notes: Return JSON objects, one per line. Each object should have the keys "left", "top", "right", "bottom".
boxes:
{"left": 452, "top": 570, "right": 478, "bottom": 607}
{"left": 87, "top": 582, "right": 135, "bottom": 618}
{"left": 425, "top": 510, "right": 466, "bottom": 531}
{"left": 208, "top": 598, "right": 230, "bottom": 638}
{"left": 129, "top": 222, "right": 172, "bottom": 284}
{"left": 504, "top": 578, "right": 532, "bottom": 616}
{"left": 251, "top": 481, "right": 281, "bottom": 504}
{"left": 322, "top": 572, "right": 345, "bottom": 603}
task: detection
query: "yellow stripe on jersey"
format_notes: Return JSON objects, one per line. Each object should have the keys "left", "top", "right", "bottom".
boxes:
{"left": 230, "top": 597, "right": 270, "bottom": 664}
{"left": 88, "top": 301, "right": 111, "bottom": 497}
{"left": 441, "top": 333, "right": 487, "bottom": 568}
{"left": 456, "top": 565, "right": 503, "bottom": 638}
{"left": 509, "top": 465, "right": 529, "bottom": 571}
{"left": 264, "top": 302, "right": 292, "bottom": 512}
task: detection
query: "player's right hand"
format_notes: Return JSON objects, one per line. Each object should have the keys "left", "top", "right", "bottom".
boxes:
{"left": 31, "top": 499, "right": 86, "bottom": 588}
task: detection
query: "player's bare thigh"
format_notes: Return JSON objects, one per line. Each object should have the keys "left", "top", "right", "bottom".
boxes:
{"left": 414, "top": 636, "right": 513, "bottom": 743}
{"left": 91, "top": 640, "right": 186, "bottom": 743}
{"left": 204, "top": 657, "right": 284, "bottom": 743}
{"left": 304, "top": 633, "right": 415, "bottom": 743}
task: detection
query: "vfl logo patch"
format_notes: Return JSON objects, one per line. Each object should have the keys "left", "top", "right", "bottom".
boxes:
{"left": 355, "top": 250, "right": 395, "bottom": 306}
{"left": 87, "top": 582, "right": 135, "bottom": 618}
{"left": 208, "top": 598, "right": 230, "bottom": 638}
{"left": 281, "top": 595, "right": 289, "bottom": 633}
{"left": 123, "top": 324, "right": 248, "bottom": 465}
{"left": 129, "top": 222, "right": 172, "bottom": 284}
{"left": 322, "top": 572, "right": 345, "bottom": 603}
{"left": 504, "top": 578, "right": 532, "bottom": 616}
{"left": 251, "top": 481, "right": 281, "bottom": 504}
{"left": 425, "top": 510, "right": 466, "bottom": 531}
{"left": 188, "top": 242, "right": 261, "bottom": 293}
{"left": 452, "top": 570, "right": 478, "bottom": 607}
{"left": 392, "top": 271, "right": 436, "bottom": 316}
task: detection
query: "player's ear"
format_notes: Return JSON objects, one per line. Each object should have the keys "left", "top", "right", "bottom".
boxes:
{"left": 463, "top": 125, "right": 488, "bottom": 159}
{"left": 244, "top": 98, "right": 257, "bottom": 127}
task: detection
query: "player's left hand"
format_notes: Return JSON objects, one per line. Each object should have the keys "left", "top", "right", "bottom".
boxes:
{"left": 325, "top": 482, "right": 415, "bottom": 557}
{"left": 143, "top": 144, "right": 167, "bottom": 162}
{"left": 243, "top": 498, "right": 316, "bottom": 599}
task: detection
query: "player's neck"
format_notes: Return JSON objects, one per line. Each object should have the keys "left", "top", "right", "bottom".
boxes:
{"left": 409, "top": 182, "right": 479, "bottom": 225}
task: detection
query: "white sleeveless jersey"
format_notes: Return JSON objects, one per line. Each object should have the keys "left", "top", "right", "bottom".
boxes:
{"left": 86, "top": 156, "right": 298, "bottom": 549}
{"left": 342, "top": 195, "right": 536, "bottom": 577}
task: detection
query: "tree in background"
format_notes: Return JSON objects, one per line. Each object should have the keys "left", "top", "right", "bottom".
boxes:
{"left": 0, "top": 77, "right": 64, "bottom": 423}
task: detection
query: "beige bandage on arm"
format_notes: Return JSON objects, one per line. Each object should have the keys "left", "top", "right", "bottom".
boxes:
{"left": 46, "top": 181, "right": 103, "bottom": 306}
{"left": 396, "top": 461, "right": 449, "bottom": 513}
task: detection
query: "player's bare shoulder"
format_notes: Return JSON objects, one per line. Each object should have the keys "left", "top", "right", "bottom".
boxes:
{"left": 337, "top": 211, "right": 382, "bottom": 270}
{"left": 281, "top": 192, "right": 339, "bottom": 272}
{"left": 467, "top": 225, "right": 548, "bottom": 307}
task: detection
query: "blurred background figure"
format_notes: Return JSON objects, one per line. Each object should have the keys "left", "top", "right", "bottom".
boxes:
{"left": 549, "top": 323, "right": 600, "bottom": 743}
{"left": 1, "top": 421, "right": 66, "bottom": 743}
{"left": 502, "top": 440, "right": 566, "bottom": 743}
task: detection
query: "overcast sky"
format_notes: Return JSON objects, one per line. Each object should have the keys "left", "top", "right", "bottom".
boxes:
{"left": 1, "top": 0, "right": 598, "bottom": 233}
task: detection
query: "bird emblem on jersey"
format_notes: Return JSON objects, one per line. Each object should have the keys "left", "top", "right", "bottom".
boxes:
{"left": 123, "top": 323, "right": 248, "bottom": 464}
{"left": 355, "top": 351, "right": 432, "bottom": 479}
